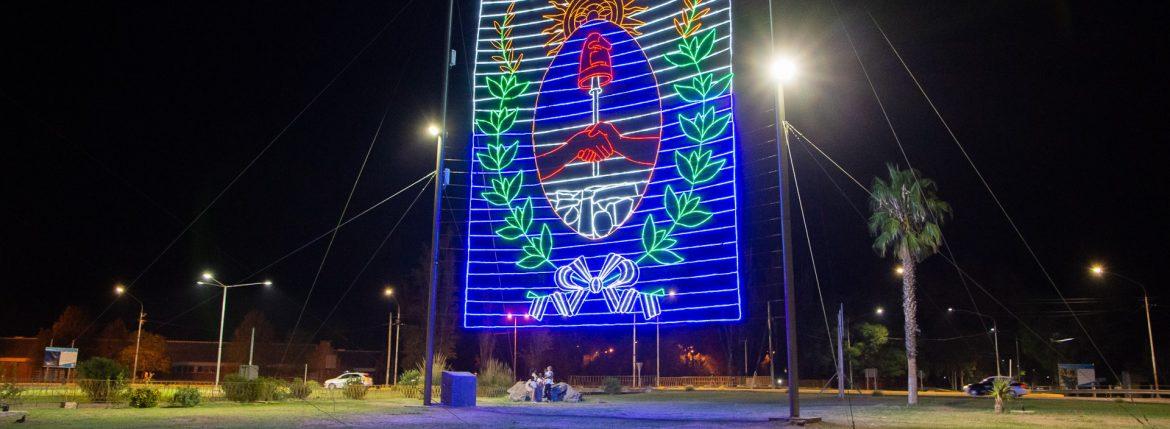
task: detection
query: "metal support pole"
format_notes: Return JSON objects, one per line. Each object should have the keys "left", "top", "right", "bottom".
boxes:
{"left": 775, "top": 57, "right": 802, "bottom": 423}
{"left": 656, "top": 317, "right": 661, "bottom": 388}
{"left": 1144, "top": 293, "right": 1160, "bottom": 391}
{"left": 993, "top": 322, "right": 1001, "bottom": 377}
{"left": 248, "top": 327, "right": 255, "bottom": 366}
{"left": 132, "top": 306, "right": 144, "bottom": 382}
{"left": 512, "top": 318, "right": 518, "bottom": 378}
{"left": 632, "top": 315, "right": 637, "bottom": 387}
{"left": 767, "top": 302, "right": 775, "bottom": 387}
{"left": 837, "top": 304, "right": 845, "bottom": 398}
{"left": 393, "top": 312, "right": 401, "bottom": 385}
{"left": 385, "top": 311, "right": 393, "bottom": 386}
{"left": 423, "top": 0, "right": 455, "bottom": 406}
{"left": 214, "top": 287, "right": 228, "bottom": 391}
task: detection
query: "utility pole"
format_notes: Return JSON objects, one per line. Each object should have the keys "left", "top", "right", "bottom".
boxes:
{"left": 423, "top": 0, "right": 455, "bottom": 406}
{"left": 767, "top": 301, "right": 775, "bottom": 387}
{"left": 767, "top": 0, "right": 807, "bottom": 421}
{"left": 656, "top": 316, "right": 661, "bottom": 388}
{"left": 393, "top": 311, "right": 401, "bottom": 385}
{"left": 390, "top": 308, "right": 400, "bottom": 385}
{"left": 837, "top": 304, "right": 845, "bottom": 398}
{"left": 632, "top": 315, "right": 638, "bottom": 387}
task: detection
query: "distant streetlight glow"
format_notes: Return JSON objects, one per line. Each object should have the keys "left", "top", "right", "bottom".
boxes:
{"left": 895, "top": 265, "right": 905, "bottom": 276}
{"left": 875, "top": 307, "right": 884, "bottom": 315}
{"left": 384, "top": 287, "right": 394, "bottom": 297}
{"left": 1089, "top": 264, "right": 1105, "bottom": 276}
{"left": 770, "top": 57, "right": 797, "bottom": 83}
{"left": 202, "top": 272, "right": 213, "bottom": 280}
{"left": 114, "top": 285, "right": 125, "bottom": 295}
{"left": 427, "top": 124, "right": 440, "bottom": 137}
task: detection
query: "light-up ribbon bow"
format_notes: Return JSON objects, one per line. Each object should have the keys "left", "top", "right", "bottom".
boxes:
{"left": 527, "top": 253, "right": 664, "bottom": 321}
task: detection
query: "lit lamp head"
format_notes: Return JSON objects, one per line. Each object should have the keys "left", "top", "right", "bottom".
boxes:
{"left": 263, "top": 280, "right": 273, "bottom": 287}
{"left": 875, "top": 307, "right": 884, "bottom": 315}
{"left": 114, "top": 284, "right": 125, "bottom": 295}
{"left": 383, "top": 287, "right": 394, "bottom": 297}
{"left": 894, "top": 265, "right": 905, "bottom": 276}
{"left": 426, "top": 124, "right": 440, "bottom": 137}
{"left": 947, "top": 307, "right": 954, "bottom": 313}
{"left": 202, "top": 272, "right": 213, "bottom": 280}
{"left": 770, "top": 57, "right": 797, "bottom": 83}
{"left": 1089, "top": 264, "right": 1105, "bottom": 276}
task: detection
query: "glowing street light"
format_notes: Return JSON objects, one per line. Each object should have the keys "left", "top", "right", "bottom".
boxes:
{"left": 770, "top": 57, "right": 797, "bottom": 83}
{"left": 197, "top": 272, "right": 273, "bottom": 391}
{"left": 426, "top": 124, "right": 440, "bottom": 137}
{"left": 895, "top": 265, "right": 905, "bottom": 276}
{"left": 1087, "top": 263, "right": 1158, "bottom": 391}
{"left": 114, "top": 284, "right": 145, "bottom": 383}
{"left": 875, "top": 307, "right": 884, "bottom": 316}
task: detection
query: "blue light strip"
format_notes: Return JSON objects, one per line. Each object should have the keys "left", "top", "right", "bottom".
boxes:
{"left": 464, "top": 0, "right": 742, "bottom": 328}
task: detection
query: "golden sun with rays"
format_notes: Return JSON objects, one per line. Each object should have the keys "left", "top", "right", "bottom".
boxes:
{"left": 541, "top": 0, "right": 647, "bottom": 56}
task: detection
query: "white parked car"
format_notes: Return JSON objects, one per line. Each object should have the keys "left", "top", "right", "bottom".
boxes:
{"left": 324, "top": 372, "right": 373, "bottom": 389}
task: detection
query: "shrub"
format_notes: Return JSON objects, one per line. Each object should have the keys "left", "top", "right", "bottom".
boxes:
{"left": 477, "top": 359, "right": 514, "bottom": 397}
{"left": 0, "top": 383, "right": 23, "bottom": 402}
{"left": 684, "top": 385, "right": 695, "bottom": 392}
{"left": 602, "top": 377, "right": 622, "bottom": 395}
{"left": 76, "top": 357, "right": 128, "bottom": 402}
{"left": 170, "top": 387, "right": 201, "bottom": 407}
{"left": 127, "top": 388, "right": 160, "bottom": 408}
{"left": 399, "top": 369, "right": 421, "bottom": 387}
{"left": 222, "top": 375, "right": 286, "bottom": 402}
{"left": 289, "top": 380, "right": 316, "bottom": 400}
{"left": 342, "top": 378, "right": 369, "bottom": 400}
{"left": 413, "top": 352, "right": 450, "bottom": 388}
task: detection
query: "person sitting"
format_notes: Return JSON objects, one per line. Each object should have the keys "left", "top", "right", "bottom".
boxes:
{"left": 543, "top": 366, "right": 555, "bottom": 401}
{"left": 528, "top": 372, "right": 544, "bottom": 403}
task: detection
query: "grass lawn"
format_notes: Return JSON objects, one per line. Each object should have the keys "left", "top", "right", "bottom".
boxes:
{"left": 5, "top": 389, "right": 1168, "bottom": 428}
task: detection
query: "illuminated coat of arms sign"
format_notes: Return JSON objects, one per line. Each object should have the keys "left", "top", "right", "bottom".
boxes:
{"left": 465, "top": 0, "right": 742, "bottom": 328}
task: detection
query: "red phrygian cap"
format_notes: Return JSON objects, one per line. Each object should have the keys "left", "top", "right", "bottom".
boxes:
{"left": 578, "top": 32, "right": 613, "bottom": 91}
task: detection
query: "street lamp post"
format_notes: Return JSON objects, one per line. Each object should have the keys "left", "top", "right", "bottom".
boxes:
{"left": 507, "top": 313, "right": 518, "bottom": 378}
{"left": 383, "top": 287, "right": 398, "bottom": 386}
{"left": 114, "top": 285, "right": 145, "bottom": 382}
{"left": 948, "top": 307, "right": 1000, "bottom": 376}
{"left": 768, "top": 49, "right": 803, "bottom": 423}
{"left": 1091, "top": 265, "right": 1159, "bottom": 391}
{"left": 197, "top": 272, "right": 272, "bottom": 391}
{"left": 766, "top": 299, "right": 782, "bottom": 388}
{"left": 422, "top": 0, "right": 456, "bottom": 407}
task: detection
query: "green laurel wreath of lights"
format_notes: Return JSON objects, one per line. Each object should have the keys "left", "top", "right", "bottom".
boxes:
{"left": 476, "top": 2, "right": 554, "bottom": 270}
{"left": 637, "top": 0, "right": 732, "bottom": 265}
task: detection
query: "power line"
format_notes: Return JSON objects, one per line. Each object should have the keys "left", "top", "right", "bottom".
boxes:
{"left": 282, "top": 98, "right": 393, "bottom": 363}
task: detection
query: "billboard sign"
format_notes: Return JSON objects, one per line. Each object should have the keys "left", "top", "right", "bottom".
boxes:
{"left": 465, "top": 0, "right": 742, "bottom": 328}
{"left": 44, "top": 347, "right": 79, "bottom": 369}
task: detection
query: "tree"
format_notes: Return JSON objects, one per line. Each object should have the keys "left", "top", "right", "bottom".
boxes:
{"left": 117, "top": 331, "right": 170, "bottom": 376}
{"left": 521, "top": 329, "right": 552, "bottom": 376}
{"left": 868, "top": 164, "right": 950, "bottom": 405}
{"left": 846, "top": 323, "right": 906, "bottom": 380}
{"left": 95, "top": 320, "right": 131, "bottom": 358}
{"left": 50, "top": 305, "right": 91, "bottom": 345}
{"left": 226, "top": 310, "right": 275, "bottom": 364}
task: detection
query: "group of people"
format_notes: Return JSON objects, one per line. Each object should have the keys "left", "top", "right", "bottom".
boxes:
{"left": 526, "top": 365, "right": 565, "bottom": 402}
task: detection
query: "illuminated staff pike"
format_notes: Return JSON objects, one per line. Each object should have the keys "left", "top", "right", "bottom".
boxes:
{"left": 578, "top": 32, "right": 613, "bottom": 176}
{"left": 526, "top": 253, "right": 665, "bottom": 321}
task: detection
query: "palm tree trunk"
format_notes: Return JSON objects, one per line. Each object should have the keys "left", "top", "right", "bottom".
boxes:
{"left": 900, "top": 246, "right": 919, "bottom": 405}
{"left": 994, "top": 396, "right": 1003, "bottom": 414}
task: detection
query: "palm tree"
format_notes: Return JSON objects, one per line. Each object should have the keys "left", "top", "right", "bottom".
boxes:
{"left": 868, "top": 164, "right": 951, "bottom": 405}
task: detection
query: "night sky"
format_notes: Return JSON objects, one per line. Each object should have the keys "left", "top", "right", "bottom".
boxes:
{"left": 3, "top": 1, "right": 1167, "bottom": 379}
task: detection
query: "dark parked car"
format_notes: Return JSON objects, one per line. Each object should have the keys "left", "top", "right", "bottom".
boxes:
{"left": 963, "top": 376, "right": 1029, "bottom": 397}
